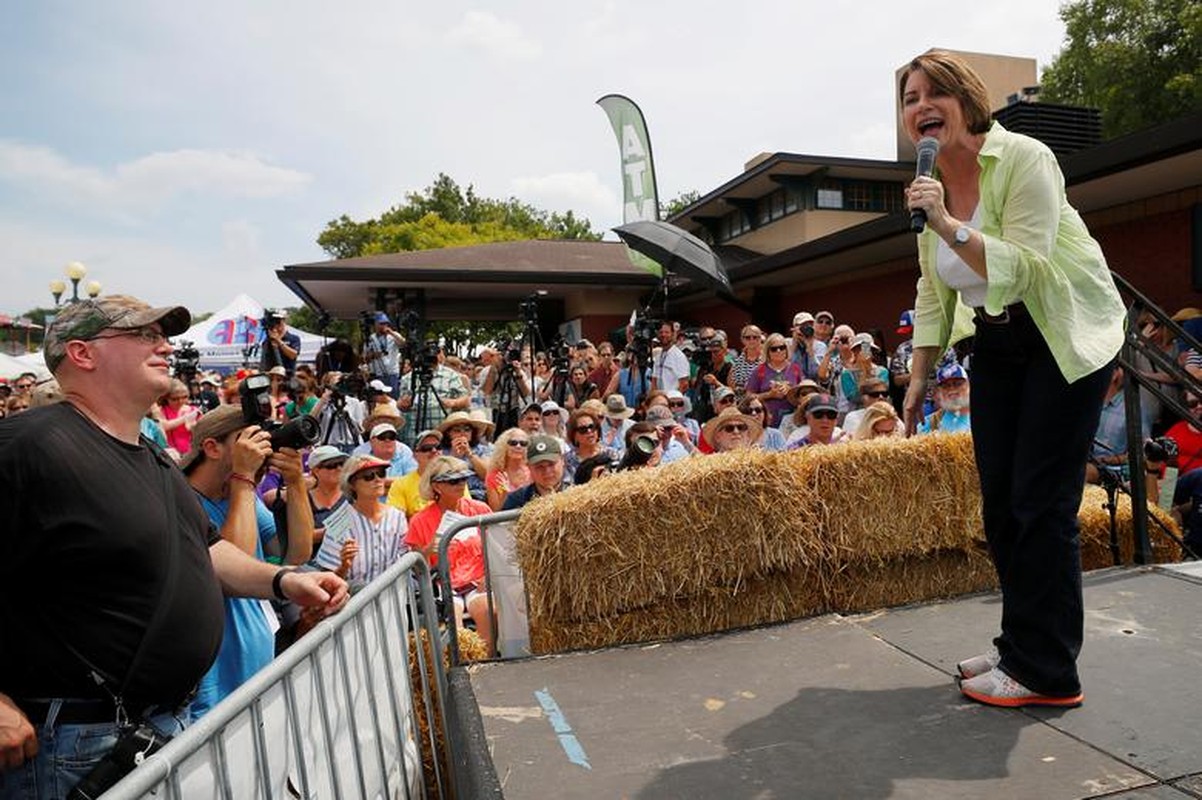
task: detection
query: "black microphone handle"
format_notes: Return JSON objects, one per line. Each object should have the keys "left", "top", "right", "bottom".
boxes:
{"left": 910, "top": 208, "right": 928, "bottom": 233}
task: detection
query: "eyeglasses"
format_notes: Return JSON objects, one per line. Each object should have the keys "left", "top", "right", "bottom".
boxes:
{"left": 509, "top": 439, "right": 530, "bottom": 446}
{"left": 718, "top": 423, "right": 749, "bottom": 434}
{"left": 810, "top": 410, "right": 838, "bottom": 420}
{"left": 354, "top": 468, "right": 387, "bottom": 481}
{"left": 768, "top": 344, "right": 788, "bottom": 352}
{"left": 373, "top": 432, "right": 398, "bottom": 441}
{"left": 864, "top": 390, "right": 890, "bottom": 399}
{"left": 574, "top": 424, "right": 597, "bottom": 433}
{"left": 315, "top": 460, "right": 347, "bottom": 471}
{"left": 415, "top": 444, "right": 440, "bottom": 453}
{"left": 88, "top": 326, "right": 168, "bottom": 347}
{"left": 668, "top": 401, "right": 686, "bottom": 408}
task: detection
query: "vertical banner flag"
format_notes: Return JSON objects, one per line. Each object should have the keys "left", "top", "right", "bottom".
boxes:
{"left": 597, "top": 94, "right": 663, "bottom": 276}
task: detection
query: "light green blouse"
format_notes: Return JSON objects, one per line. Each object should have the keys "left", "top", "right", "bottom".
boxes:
{"left": 912, "top": 121, "right": 1126, "bottom": 384}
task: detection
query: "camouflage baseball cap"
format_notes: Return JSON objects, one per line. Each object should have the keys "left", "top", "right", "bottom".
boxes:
{"left": 44, "top": 295, "right": 191, "bottom": 373}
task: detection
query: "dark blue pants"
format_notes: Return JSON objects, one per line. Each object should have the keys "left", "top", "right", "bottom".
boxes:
{"left": 969, "top": 312, "right": 1113, "bottom": 697}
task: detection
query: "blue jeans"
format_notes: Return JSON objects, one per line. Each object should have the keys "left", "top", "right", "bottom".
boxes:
{"left": 0, "top": 701, "right": 186, "bottom": 800}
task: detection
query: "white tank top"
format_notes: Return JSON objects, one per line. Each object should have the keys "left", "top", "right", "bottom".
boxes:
{"left": 935, "top": 205, "right": 988, "bottom": 307}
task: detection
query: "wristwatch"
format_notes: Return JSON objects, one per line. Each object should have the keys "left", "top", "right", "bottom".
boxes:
{"left": 952, "top": 225, "right": 972, "bottom": 248}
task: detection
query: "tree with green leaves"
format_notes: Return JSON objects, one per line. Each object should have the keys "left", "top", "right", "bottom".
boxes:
{"left": 1040, "top": 0, "right": 1202, "bottom": 138}
{"left": 662, "top": 190, "right": 701, "bottom": 219}
{"left": 317, "top": 173, "right": 601, "bottom": 260}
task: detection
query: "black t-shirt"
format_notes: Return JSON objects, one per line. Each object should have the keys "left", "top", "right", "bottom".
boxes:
{"left": 0, "top": 403, "right": 225, "bottom": 706}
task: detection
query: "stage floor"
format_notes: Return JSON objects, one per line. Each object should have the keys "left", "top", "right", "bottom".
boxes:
{"left": 468, "top": 563, "right": 1202, "bottom": 799}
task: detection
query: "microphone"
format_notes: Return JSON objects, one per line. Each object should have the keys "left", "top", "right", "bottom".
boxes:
{"left": 909, "top": 136, "right": 940, "bottom": 233}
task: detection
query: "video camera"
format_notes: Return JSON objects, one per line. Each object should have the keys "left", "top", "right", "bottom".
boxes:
{"left": 628, "top": 312, "right": 660, "bottom": 367}
{"left": 170, "top": 339, "right": 201, "bottom": 382}
{"left": 690, "top": 336, "right": 714, "bottom": 374}
{"left": 239, "top": 374, "right": 319, "bottom": 450}
{"left": 1145, "top": 436, "right": 1179, "bottom": 464}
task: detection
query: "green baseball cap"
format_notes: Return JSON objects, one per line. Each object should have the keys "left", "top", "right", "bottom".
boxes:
{"left": 44, "top": 295, "right": 190, "bottom": 373}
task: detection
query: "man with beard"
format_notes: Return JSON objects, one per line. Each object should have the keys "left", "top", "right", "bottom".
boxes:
{"left": 918, "top": 364, "right": 972, "bottom": 435}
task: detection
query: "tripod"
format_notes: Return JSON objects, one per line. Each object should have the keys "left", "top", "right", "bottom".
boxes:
{"left": 1088, "top": 453, "right": 1197, "bottom": 563}
{"left": 408, "top": 364, "right": 447, "bottom": 435}
{"left": 321, "top": 392, "right": 361, "bottom": 451}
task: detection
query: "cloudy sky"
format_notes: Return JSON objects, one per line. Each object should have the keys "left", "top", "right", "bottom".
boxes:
{"left": 0, "top": 1, "right": 1067, "bottom": 318}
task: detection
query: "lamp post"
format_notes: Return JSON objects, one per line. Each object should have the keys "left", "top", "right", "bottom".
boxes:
{"left": 48, "top": 262, "right": 101, "bottom": 307}
{"left": 65, "top": 261, "right": 87, "bottom": 303}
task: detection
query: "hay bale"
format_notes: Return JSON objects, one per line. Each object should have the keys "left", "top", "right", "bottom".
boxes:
{"left": 1078, "top": 484, "right": 1183, "bottom": 568}
{"left": 515, "top": 433, "right": 1183, "bottom": 655}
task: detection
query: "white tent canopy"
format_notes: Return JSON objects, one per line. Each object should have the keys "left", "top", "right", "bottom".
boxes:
{"left": 0, "top": 351, "right": 51, "bottom": 381}
{"left": 177, "top": 293, "right": 324, "bottom": 371}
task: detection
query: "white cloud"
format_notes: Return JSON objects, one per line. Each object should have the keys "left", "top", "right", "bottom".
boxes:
{"left": 445, "top": 11, "right": 542, "bottom": 61}
{"left": 509, "top": 171, "right": 618, "bottom": 228}
{"left": 0, "top": 141, "right": 311, "bottom": 221}
{"left": 221, "top": 219, "right": 263, "bottom": 255}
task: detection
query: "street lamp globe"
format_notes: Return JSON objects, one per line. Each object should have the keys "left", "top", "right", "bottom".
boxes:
{"left": 65, "top": 261, "right": 87, "bottom": 281}
{"left": 49, "top": 279, "right": 66, "bottom": 306}
{"left": 85, "top": 280, "right": 102, "bottom": 299}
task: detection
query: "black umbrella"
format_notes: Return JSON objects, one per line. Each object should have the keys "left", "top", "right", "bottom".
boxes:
{"left": 614, "top": 220, "right": 732, "bottom": 293}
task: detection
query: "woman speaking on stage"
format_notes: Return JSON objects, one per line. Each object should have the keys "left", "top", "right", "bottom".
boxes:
{"left": 900, "top": 50, "right": 1125, "bottom": 708}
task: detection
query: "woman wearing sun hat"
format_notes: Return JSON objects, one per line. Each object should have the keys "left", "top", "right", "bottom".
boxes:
{"left": 436, "top": 410, "right": 493, "bottom": 502}
{"left": 311, "top": 454, "right": 407, "bottom": 592}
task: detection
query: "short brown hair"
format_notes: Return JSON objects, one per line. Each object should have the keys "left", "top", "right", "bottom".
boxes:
{"left": 899, "top": 50, "right": 992, "bottom": 135}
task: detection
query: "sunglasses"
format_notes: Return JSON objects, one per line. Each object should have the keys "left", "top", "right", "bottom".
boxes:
{"left": 747, "top": 406, "right": 765, "bottom": 414}
{"left": 864, "top": 390, "right": 890, "bottom": 398}
{"left": 1188, "top": 398, "right": 1202, "bottom": 409}
{"left": 354, "top": 468, "right": 387, "bottom": 481}
{"left": 373, "top": 432, "right": 398, "bottom": 441}
{"left": 668, "top": 401, "right": 686, "bottom": 408}
{"left": 509, "top": 439, "right": 530, "bottom": 447}
{"left": 574, "top": 424, "right": 597, "bottom": 433}
{"left": 741, "top": 334, "right": 761, "bottom": 340}
{"left": 315, "top": 460, "right": 347, "bottom": 471}
{"left": 432, "top": 475, "right": 469, "bottom": 485}
{"left": 718, "top": 423, "right": 749, "bottom": 434}
{"left": 816, "top": 317, "right": 834, "bottom": 324}
{"left": 542, "top": 410, "right": 559, "bottom": 417}
{"left": 14, "top": 383, "right": 33, "bottom": 390}
{"left": 415, "top": 444, "right": 440, "bottom": 453}
{"left": 810, "top": 410, "right": 838, "bottom": 420}
{"left": 718, "top": 395, "right": 736, "bottom": 404}
{"left": 768, "top": 344, "right": 788, "bottom": 352}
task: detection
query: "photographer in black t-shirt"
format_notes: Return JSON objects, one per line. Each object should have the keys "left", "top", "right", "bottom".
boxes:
{"left": 0, "top": 295, "right": 348, "bottom": 796}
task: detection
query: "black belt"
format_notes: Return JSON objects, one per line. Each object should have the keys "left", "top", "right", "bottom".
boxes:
{"left": 973, "top": 303, "right": 1028, "bottom": 324}
{"left": 15, "top": 698, "right": 168, "bottom": 726}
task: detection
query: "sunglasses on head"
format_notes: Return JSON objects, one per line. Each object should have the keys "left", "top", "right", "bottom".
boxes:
{"left": 354, "top": 468, "right": 387, "bottom": 481}
{"left": 719, "top": 423, "right": 749, "bottom": 434}
{"left": 810, "top": 409, "right": 838, "bottom": 420}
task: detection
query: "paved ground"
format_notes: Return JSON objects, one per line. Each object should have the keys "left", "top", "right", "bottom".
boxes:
{"left": 468, "top": 563, "right": 1202, "bottom": 799}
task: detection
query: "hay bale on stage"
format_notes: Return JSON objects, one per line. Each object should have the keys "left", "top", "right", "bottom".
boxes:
{"left": 515, "top": 434, "right": 1182, "bottom": 654}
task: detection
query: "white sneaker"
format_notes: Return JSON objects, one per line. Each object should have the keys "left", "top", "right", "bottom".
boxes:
{"left": 956, "top": 646, "right": 1000, "bottom": 680}
{"left": 959, "top": 667, "right": 1084, "bottom": 708}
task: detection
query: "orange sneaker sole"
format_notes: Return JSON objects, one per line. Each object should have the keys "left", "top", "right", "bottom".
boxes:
{"left": 960, "top": 684, "right": 1084, "bottom": 708}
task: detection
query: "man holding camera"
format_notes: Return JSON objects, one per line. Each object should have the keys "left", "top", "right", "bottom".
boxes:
{"left": 181, "top": 405, "right": 316, "bottom": 717}
{"left": 482, "top": 344, "right": 532, "bottom": 432}
{"left": 788, "top": 312, "right": 827, "bottom": 381}
{"left": 401, "top": 344, "right": 472, "bottom": 438}
{"left": 691, "top": 331, "right": 733, "bottom": 425}
{"left": 260, "top": 311, "right": 301, "bottom": 378}
{"left": 364, "top": 312, "right": 405, "bottom": 397}
{"left": 0, "top": 296, "right": 347, "bottom": 798}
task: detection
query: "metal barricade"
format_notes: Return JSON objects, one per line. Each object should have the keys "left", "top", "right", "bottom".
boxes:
{"left": 103, "top": 552, "right": 456, "bottom": 800}
{"left": 435, "top": 509, "right": 528, "bottom": 666}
